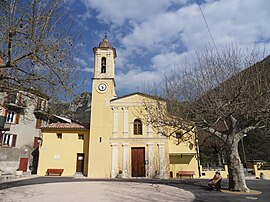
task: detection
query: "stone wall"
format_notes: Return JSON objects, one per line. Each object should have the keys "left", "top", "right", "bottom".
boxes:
{"left": 0, "top": 146, "right": 33, "bottom": 174}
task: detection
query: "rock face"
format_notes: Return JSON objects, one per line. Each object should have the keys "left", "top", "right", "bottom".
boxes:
{"left": 50, "top": 92, "right": 91, "bottom": 124}
{"left": 68, "top": 92, "right": 91, "bottom": 123}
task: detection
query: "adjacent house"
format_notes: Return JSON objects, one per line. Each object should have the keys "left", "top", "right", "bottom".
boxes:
{"left": 37, "top": 123, "right": 89, "bottom": 176}
{"left": 0, "top": 90, "right": 49, "bottom": 173}
{"left": 37, "top": 36, "right": 200, "bottom": 178}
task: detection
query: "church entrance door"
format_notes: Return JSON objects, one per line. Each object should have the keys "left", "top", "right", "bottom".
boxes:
{"left": 131, "top": 147, "right": 145, "bottom": 177}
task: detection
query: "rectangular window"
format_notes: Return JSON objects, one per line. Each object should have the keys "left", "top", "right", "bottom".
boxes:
{"left": 6, "top": 111, "right": 20, "bottom": 124}
{"left": 78, "top": 134, "right": 84, "bottom": 140}
{"left": 2, "top": 133, "right": 17, "bottom": 147}
{"left": 6, "top": 111, "right": 14, "bottom": 123}
{"left": 37, "top": 98, "right": 46, "bottom": 111}
{"left": 57, "top": 133, "right": 62, "bottom": 139}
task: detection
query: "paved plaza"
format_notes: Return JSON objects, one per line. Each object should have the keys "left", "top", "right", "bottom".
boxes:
{"left": 0, "top": 176, "right": 269, "bottom": 202}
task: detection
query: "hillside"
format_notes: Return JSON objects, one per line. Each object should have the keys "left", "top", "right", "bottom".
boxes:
{"left": 50, "top": 92, "right": 91, "bottom": 124}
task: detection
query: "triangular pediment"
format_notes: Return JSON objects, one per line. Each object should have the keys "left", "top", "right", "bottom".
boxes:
{"left": 110, "top": 92, "right": 164, "bottom": 104}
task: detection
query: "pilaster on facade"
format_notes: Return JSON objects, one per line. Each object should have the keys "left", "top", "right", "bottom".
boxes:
{"left": 147, "top": 115, "right": 154, "bottom": 137}
{"left": 158, "top": 143, "right": 166, "bottom": 178}
{"left": 122, "top": 107, "right": 129, "bottom": 137}
{"left": 106, "top": 53, "right": 111, "bottom": 76}
{"left": 112, "top": 107, "right": 118, "bottom": 138}
{"left": 122, "top": 143, "right": 129, "bottom": 178}
{"left": 147, "top": 143, "right": 155, "bottom": 178}
{"left": 96, "top": 54, "right": 101, "bottom": 75}
{"left": 111, "top": 143, "right": 119, "bottom": 178}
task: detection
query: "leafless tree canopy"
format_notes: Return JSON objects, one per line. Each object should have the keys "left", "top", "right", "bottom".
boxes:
{"left": 163, "top": 46, "right": 269, "bottom": 136}
{"left": 0, "top": 0, "right": 81, "bottom": 97}
{"left": 145, "top": 45, "right": 269, "bottom": 192}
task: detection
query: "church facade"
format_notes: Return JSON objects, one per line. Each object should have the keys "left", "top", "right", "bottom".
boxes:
{"left": 37, "top": 36, "right": 199, "bottom": 178}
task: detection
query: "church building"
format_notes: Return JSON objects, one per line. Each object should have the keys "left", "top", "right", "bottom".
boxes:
{"left": 37, "top": 36, "right": 199, "bottom": 178}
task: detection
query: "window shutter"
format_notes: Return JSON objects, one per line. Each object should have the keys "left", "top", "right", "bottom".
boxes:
{"left": 37, "top": 98, "right": 41, "bottom": 110}
{"left": 18, "top": 93, "right": 22, "bottom": 105}
{"left": 4, "top": 109, "right": 8, "bottom": 117}
{"left": 11, "top": 134, "right": 17, "bottom": 147}
{"left": 43, "top": 100, "right": 46, "bottom": 110}
{"left": 36, "top": 118, "right": 41, "bottom": 128}
{"left": 0, "top": 133, "right": 3, "bottom": 146}
{"left": 33, "top": 137, "right": 39, "bottom": 148}
{"left": 15, "top": 113, "right": 20, "bottom": 124}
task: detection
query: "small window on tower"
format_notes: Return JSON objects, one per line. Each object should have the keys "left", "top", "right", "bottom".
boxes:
{"left": 57, "top": 133, "right": 62, "bottom": 139}
{"left": 101, "top": 57, "right": 106, "bottom": 73}
{"left": 78, "top": 134, "right": 84, "bottom": 140}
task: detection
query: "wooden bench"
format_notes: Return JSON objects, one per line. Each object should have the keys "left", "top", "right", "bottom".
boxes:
{"left": 46, "top": 169, "right": 64, "bottom": 176}
{"left": 177, "top": 171, "right": 195, "bottom": 178}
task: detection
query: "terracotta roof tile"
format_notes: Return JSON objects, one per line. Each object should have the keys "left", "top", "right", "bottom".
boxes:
{"left": 42, "top": 122, "right": 87, "bottom": 129}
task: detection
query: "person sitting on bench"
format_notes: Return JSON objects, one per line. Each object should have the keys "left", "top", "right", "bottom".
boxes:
{"left": 208, "top": 171, "right": 222, "bottom": 191}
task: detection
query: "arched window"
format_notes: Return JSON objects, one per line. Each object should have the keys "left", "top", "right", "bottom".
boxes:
{"left": 134, "top": 119, "right": 142, "bottom": 135}
{"left": 101, "top": 57, "right": 106, "bottom": 73}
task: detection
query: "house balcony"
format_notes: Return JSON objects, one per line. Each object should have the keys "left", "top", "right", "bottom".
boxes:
{"left": 0, "top": 115, "right": 11, "bottom": 131}
{"left": 33, "top": 107, "right": 49, "bottom": 117}
{"left": 3, "top": 97, "right": 26, "bottom": 111}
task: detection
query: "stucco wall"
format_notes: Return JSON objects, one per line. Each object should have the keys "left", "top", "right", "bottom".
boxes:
{"left": 37, "top": 130, "right": 89, "bottom": 176}
{"left": 0, "top": 147, "right": 32, "bottom": 173}
{"left": 7, "top": 100, "right": 41, "bottom": 148}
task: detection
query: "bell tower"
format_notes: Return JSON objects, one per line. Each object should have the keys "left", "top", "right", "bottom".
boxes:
{"left": 88, "top": 35, "right": 117, "bottom": 178}
{"left": 93, "top": 34, "right": 117, "bottom": 80}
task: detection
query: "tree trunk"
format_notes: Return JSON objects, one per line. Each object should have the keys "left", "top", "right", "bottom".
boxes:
{"left": 226, "top": 139, "right": 250, "bottom": 192}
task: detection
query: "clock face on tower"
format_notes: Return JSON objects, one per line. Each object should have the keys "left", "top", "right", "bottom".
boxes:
{"left": 98, "top": 83, "right": 107, "bottom": 92}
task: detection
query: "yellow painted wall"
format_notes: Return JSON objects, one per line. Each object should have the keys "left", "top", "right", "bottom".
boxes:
{"left": 200, "top": 165, "right": 228, "bottom": 179}
{"left": 168, "top": 133, "right": 199, "bottom": 178}
{"left": 37, "top": 129, "right": 89, "bottom": 176}
{"left": 254, "top": 165, "right": 270, "bottom": 179}
{"left": 110, "top": 95, "right": 198, "bottom": 178}
{"left": 88, "top": 45, "right": 116, "bottom": 178}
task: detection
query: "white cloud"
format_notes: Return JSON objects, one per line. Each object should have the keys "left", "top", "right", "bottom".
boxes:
{"left": 151, "top": 50, "right": 195, "bottom": 71}
{"left": 74, "top": 57, "right": 88, "bottom": 66}
{"left": 80, "top": 0, "right": 188, "bottom": 26}
{"left": 115, "top": 70, "right": 162, "bottom": 94}
{"left": 74, "top": 57, "right": 93, "bottom": 72}
{"left": 78, "top": 0, "right": 270, "bottom": 94}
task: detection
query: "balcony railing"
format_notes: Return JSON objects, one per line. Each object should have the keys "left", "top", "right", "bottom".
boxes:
{"left": 3, "top": 97, "right": 26, "bottom": 109}
{"left": 33, "top": 107, "right": 48, "bottom": 116}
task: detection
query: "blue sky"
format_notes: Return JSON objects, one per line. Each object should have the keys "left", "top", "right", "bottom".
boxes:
{"left": 69, "top": 0, "right": 270, "bottom": 96}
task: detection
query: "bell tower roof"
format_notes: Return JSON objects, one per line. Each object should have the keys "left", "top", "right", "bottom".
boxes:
{"left": 93, "top": 34, "right": 117, "bottom": 58}
{"left": 99, "top": 33, "right": 111, "bottom": 48}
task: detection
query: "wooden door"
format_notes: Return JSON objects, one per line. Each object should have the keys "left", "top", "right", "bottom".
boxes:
{"left": 76, "top": 153, "right": 84, "bottom": 173}
{"left": 131, "top": 147, "right": 145, "bottom": 177}
{"left": 19, "top": 158, "right": 28, "bottom": 172}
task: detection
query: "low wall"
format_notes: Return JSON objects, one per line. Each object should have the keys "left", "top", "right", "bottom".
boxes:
{"left": 201, "top": 164, "right": 270, "bottom": 180}
{"left": 0, "top": 147, "right": 33, "bottom": 173}
{"left": 254, "top": 165, "right": 270, "bottom": 179}
{"left": 0, "top": 161, "right": 19, "bottom": 174}
{"left": 200, "top": 165, "right": 228, "bottom": 179}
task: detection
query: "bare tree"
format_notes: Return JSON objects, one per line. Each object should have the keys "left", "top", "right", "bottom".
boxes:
{"left": 145, "top": 46, "right": 270, "bottom": 192}
{"left": 0, "top": 0, "right": 81, "bottom": 98}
